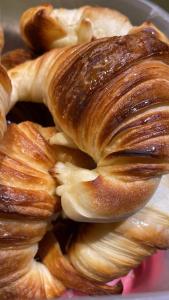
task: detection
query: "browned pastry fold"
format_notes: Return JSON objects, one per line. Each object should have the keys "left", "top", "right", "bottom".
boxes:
{"left": 129, "top": 21, "right": 169, "bottom": 44}
{"left": 20, "top": 4, "right": 132, "bottom": 52}
{"left": 0, "top": 121, "right": 122, "bottom": 299}
{"left": 6, "top": 31, "right": 169, "bottom": 222}
{"left": 1, "top": 48, "right": 35, "bottom": 70}
{"left": 41, "top": 176, "right": 169, "bottom": 286}
{"left": 40, "top": 231, "right": 123, "bottom": 296}
{"left": 0, "top": 121, "right": 65, "bottom": 300}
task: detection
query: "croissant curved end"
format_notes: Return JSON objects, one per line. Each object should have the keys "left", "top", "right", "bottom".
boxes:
{"left": 20, "top": 4, "right": 133, "bottom": 51}
{"left": 54, "top": 162, "right": 160, "bottom": 222}
{"left": 20, "top": 4, "right": 67, "bottom": 52}
{"left": 67, "top": 175, "right": 169, "bottom": 283}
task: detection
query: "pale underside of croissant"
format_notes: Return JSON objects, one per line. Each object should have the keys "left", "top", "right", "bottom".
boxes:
{"left": 20, "top": 4, "right": 133, "bottom": 51}
{"left": 2, "top": 30, "right": 169, "bottom": 222}
{"left": 0, "top": 121, "right": 123, "bottom": 299}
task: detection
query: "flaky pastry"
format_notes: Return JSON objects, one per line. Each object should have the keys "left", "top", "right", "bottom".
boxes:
{"left": 0, "top": 121, "right": 63, "bottom": 299}
{"left": 5, "top": 31, "right": 169, "bottom": 222}
{"left": 0, "top": 122, "right": 168, "bottom": 297}
{"left": 0, "top": 7, "right": 169, "bottom": 298}
{"left": 68, "top": 175, "right": 169, "bottom": 282}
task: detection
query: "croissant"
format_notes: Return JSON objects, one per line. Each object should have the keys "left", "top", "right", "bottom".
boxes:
{"left": 20, "top": 4, "right": 132, "bottom": 51}
{"left": 41, "top": 175, "right": 169, "bottom": 287}
{"left": 0, "top": 121, "right": 63, "bottom": 299}
{"left": 0, "top": 121, "right": 122, "bottom": 299}
{"left": 0, "top": 123, "right": 166, "bottom": 297}
{"left": 5, "top": 30, "right": 169, "bottom": 222}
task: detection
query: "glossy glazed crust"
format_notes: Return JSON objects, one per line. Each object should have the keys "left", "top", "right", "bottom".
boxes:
{"left": 0, "top": 121, "right": 66, "bottom": 299}
{"left": 8, "top": 31, "right": 169, "bottom": 222}
{"left": 20, "top": 4, "right": 132, "bottom": 52}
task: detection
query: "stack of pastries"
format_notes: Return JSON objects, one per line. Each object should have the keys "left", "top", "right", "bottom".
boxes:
{"left": 0, "top": 3, "right": 169, "bottom": 299}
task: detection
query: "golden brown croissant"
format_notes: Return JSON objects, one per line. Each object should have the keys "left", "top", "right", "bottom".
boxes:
{"left": 41, "top": 175, "right": 169, "bottom": 287}
{"left": 0, "top": 121, "right": 122, "bottom": 299}
{"left": 20, "top": 4, "right": 132, "bottom": 51}
{"left": 6, "top": 31, "right": 169, "bottom": 222}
